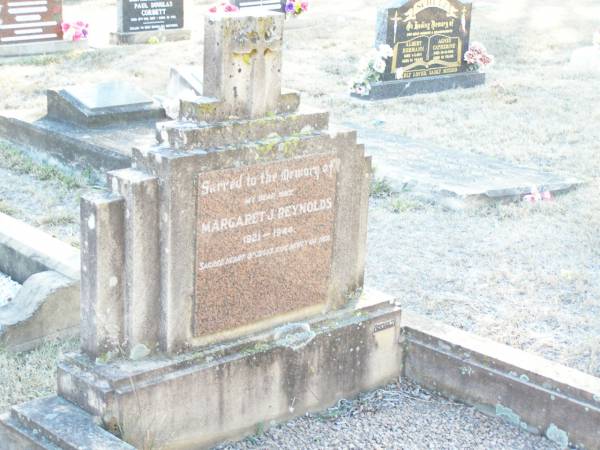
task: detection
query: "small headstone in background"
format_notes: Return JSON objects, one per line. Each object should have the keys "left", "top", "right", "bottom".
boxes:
{"left": 354, "top": 0, "right": 486, "bottom": 99}
{"left": 110, "top": 0, "right": 191, "bottom": 45}
{"left": 0, "top": 0, "right": 87, "bottom": 56}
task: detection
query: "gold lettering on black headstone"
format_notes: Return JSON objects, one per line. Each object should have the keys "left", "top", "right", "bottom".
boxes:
{"left": 381, "top": 0, "right": 472, "bottom": 81}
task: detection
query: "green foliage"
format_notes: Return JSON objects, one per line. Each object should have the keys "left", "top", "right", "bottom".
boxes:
{"left": 0, "top": 141, "right": 82, "bottom": 189}
{"left": 370, "top": 176, "right": 393, "bottom": 198}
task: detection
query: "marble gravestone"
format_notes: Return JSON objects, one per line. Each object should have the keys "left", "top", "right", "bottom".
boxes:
{"left": 110, "top": 0, "right": 191, "bottom": 45}
{"left": 0, "top": 0, "right": 87, "bottom": 56}
{"left": 354, "top": 0, "right": 485, "bottom": 99}
{"left": 0, "top": 11, "right": 403, "bottom": 450}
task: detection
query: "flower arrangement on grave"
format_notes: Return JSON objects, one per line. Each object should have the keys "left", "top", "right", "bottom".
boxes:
{"left": 464, "top": 42, "right": 494, "bottom": 72}
{"left": 61, "top": 21, "right": 89, "bottom": 41}
{"left": 208, "top": 2, "right": 239, "bottom": 13}
{"left": 350, "top": 44, "right": 395, "bottom": 97}
{"left": 593, "top": 31, "right": 600, "bottom": 49}
{"left": 523, "top": 186, "right": 553, "bottom": 204}
{"left": 285, "top": 0, "right": 308, "bottom": 17}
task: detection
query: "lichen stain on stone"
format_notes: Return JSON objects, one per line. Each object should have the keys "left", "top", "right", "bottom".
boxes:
{"left": 495, "top": 404, "right": 526, "bottom": 429}
{"left": 545, "top": 423, "right": 569, "bottom": 448}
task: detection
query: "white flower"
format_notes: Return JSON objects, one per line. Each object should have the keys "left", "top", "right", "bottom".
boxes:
{"left": 377, "top": 44, "right": 394, "bottom": 59}
{"left": 373, "top": 58, "right": 387, "bottom": 74}
{"left": 395, "top": 68, "right": 404, "bottom": 80}
{"left": 63, "top": 27, "right": 75, "bottom": 41}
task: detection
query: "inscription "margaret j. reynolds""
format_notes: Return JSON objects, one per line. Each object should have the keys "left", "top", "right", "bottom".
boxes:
{"left": 194, "top": 153, "right": 339, "bottom": 337}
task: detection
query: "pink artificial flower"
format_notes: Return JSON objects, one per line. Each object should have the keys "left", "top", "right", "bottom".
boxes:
{"left": 61, "top": 22, "right": 70, "bottom": 33}
{"left": 208, "top": 2, "right": 239, "bottom": 13}
{"left": 300, "top": 1, "right": 308, "bottom": 11}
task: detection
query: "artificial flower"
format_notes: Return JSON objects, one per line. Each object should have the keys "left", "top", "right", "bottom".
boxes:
{"left": 208, "top": 2, "right": 239, "bottom": 13}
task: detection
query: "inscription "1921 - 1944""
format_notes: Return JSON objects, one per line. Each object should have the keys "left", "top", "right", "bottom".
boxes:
{"left": 194, "top": 153, "right": 339, "bottom": 337}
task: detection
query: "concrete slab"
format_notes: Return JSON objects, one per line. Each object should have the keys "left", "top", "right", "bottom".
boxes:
{"left": 0, "top": 212, "right": 79, "bottom": 283}
{"left": 0, "top": 40, "right": 88, "bottom": 58}
{"left": 345, "top": 123, "right": 582, "bottom": 205}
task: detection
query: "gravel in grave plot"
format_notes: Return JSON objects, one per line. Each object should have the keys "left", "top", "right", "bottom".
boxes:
{"left": 215, "top": 379, "right": 559, "bottom": 450}
{"left": 0, "top": 272, "right": 20, "bottom": 308}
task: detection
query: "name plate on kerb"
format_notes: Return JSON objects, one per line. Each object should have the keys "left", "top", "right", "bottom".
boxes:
{"left": 121, "top": 0, "right": 183, "bottom": 33}
{"left": 195, "top": 154, "right": 339, "bottom": 337}
{"left": 0, "top": 0, "right": 62, "bottom": 45}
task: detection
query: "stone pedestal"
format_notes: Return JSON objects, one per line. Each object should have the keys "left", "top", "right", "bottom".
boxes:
{"left": 0, "top": 11, "right": 378, "bottom": 449}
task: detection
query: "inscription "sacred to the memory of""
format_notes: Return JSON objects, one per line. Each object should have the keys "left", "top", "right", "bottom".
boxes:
{"left": 194, "top": 153, "right": 339, "bottom": 337}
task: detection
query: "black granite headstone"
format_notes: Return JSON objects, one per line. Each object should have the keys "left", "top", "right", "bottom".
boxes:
{"left": 352, "top": 0, "right": 485, "bottom": 99}
{"left": 377, "top": 0, "right": 472, "bottom": 81}
{"left": 120, "top": 0, "right": 184, "bottom": 33}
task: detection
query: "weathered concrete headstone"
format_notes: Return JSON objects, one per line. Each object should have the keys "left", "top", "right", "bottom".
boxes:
{"left": 0, "top": 11, "right": 403, "bottom": 449}
{"left": 110, "top": 0, "right": 191, "bottom": 45}
{"left": 355, "top": 0, "right": 485, "bottom": 99}
{"left": 0, "top": 0, "right": 87, "bottom": 56}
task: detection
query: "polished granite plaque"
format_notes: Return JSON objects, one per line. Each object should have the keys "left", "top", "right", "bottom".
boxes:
{"left": 379, "top": 0, "right": 472, "bottom": 81}
{"left": 120, "top": 0, "right": 184, "bottom": 33}
{"left": 0, "top": 0, "right": 63, "bottom": 45}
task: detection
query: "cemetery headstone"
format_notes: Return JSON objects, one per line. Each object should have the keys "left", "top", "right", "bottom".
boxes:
{"left": 0, "top": 0, "right": 87, "bottom": 56}
{"left": 354, "top": 0, "right": 485, "bottom": 99}
{"left": 110, "top": 0, "right": 191, "bottom": 45}
{"left": 0, "top": 11, "right": 403, "bottom": 450}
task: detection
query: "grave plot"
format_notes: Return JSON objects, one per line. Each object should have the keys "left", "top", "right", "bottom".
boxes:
{"left": 0, "top": 1, "right": 598, "bottom": 448}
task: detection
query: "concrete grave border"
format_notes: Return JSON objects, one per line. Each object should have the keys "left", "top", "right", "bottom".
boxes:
{"left": 0, "top": 213, "right": 80, "bottom": 351}
{"left": 1, "top": 300, "right": 599, "bottom": 448}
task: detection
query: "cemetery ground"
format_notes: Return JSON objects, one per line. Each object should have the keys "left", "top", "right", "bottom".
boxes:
{"left": 0, "top": 0, "right": 598, "bottom": 446}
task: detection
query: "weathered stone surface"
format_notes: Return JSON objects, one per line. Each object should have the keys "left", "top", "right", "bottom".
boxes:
{"left": 57, "top": 299, "right": 402, "bottom": 449}
{"left": 0, "top": 212, "right": 79, "bottom": 284}
{"left": 130, "top": 125, "right": 370, "bottom": 350}
{"left": 80, "top": 192, "right": 125, "bottom": 358}
{"left": 203, "top": 11, "right": 284, "bottom": 119}
{"left": 0, "top": 396, "right": 135, "bottom": 450}
{"left": 47, "top": 82, "right": 165, "bottom": 127}
{"left": 402, "top": 311, "right": 600, "bottom": 450}
{"left": 108, "top": 169, "right": 160, "bottom": 352}
{"left": 0, "top": 39, "right": 87, "bottom": 57}
{"left": 110, "top": 28, "right": 191, "bottom": 45}
{"left": 0, "top": 115, "right": 133, "bottom": 173}
{"left": 158, "top": 108, "right": 328, "bottom": 150}
{"left": 346, "top": 123, "right": 582, "bottom": 205}
{"left": 0, "top": 271, "right": 79, "bottom": 352}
